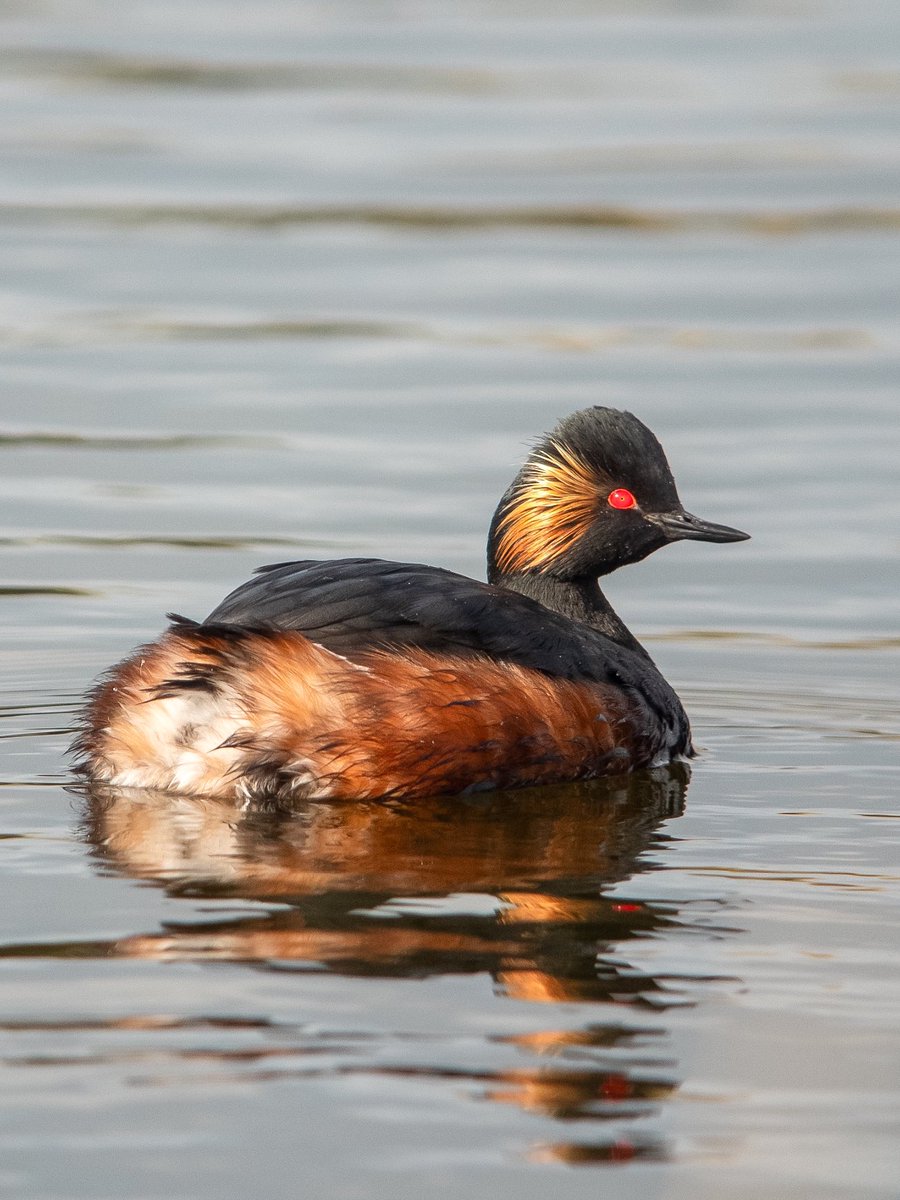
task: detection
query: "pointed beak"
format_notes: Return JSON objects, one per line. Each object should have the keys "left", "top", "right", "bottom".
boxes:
{"left": 647, "top": 509, "right": 751, "bottom": 544}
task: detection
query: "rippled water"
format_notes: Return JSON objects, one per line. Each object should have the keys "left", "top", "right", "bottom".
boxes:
{"left": 2, "top": 2, "right": 899, "bottom": 1197}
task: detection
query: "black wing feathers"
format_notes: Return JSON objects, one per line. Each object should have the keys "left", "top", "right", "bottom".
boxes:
{"left": 204, "top": 557, "right": 619, "bottom": 682}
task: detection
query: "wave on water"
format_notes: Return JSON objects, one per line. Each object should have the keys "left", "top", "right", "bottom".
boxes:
{"left": 2, "top": 202, "right": 898, "bottom": 234}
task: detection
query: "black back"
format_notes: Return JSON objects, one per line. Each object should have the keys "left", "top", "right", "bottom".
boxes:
{"left": 206, "top": 557, "right": 612, "bottom": 678}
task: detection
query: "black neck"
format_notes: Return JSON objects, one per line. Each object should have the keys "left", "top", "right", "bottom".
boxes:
{"left": 488, "top": 569, "right": 649, "bottom": 658}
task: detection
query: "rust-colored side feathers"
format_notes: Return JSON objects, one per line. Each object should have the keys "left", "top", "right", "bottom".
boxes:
{"left": 74, "top": 623, "right": 642, "bottom": 802}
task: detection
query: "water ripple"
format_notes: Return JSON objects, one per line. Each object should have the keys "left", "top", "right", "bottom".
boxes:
{"left": 0, "top": 534, "right": 305, "bottom": 550}
{"left": 0, "top": 585, "right": 95, "bottom": 598}
{"left": 2, "top": 202, "right": 898, "bottom": 234}
{"left": 650, "top": 631, "right": 900, "bottom": 651}
{"left": 0, "top": 314, "right": 877, "bottom": 352}
{"left": 2, "top": 50, "right": 538, "bottom": 95}
{"left": 0, "top": 431, "right": 277, "bottom": 450}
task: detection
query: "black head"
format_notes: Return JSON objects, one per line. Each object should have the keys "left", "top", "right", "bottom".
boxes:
{"left": 487, "top": 407, "right": 749, "bottom": 583}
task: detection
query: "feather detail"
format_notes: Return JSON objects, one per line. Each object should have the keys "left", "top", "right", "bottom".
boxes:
{"left": 494, "top": 441, "right": 602, "bottom": 574}
{"left": 72, "top": 623, "right": 649, "bottom": 803}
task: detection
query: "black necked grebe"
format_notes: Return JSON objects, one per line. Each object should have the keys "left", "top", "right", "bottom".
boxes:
{"left": 73, "top": 407, "right": 748, "bottom": 802}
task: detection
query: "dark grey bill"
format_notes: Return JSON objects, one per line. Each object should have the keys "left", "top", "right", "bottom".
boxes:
{"left": 647, "top": 509, "right": 751, "bottom": 544}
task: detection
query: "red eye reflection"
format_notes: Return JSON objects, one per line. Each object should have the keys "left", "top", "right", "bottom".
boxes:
{"left": 607, "top": 488, "right": 636, "bottom": 510}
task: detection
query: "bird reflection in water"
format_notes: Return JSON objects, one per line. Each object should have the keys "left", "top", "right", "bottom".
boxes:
{"left": 81, "top": 764, "right": 688, "bottom": 985}
{"left": 78, "top": 764, "right": 694, "bottom": 1163}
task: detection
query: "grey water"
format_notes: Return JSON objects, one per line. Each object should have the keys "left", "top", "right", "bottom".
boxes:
{"left": 1, "top": 2, "right": 899, "bottom": 1197}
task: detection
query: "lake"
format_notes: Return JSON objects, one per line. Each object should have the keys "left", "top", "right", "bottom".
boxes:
{"left": 1, "top": 1, "right": 898, "bottom": 1197}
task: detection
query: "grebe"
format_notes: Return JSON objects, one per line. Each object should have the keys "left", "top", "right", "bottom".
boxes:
{"left": 74, "top": 407, "right": 748, "bottom": 802}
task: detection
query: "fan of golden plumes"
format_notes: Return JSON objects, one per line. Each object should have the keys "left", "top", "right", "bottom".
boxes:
{"left": 494, "top": 442, "right": 601, "bottom": 574}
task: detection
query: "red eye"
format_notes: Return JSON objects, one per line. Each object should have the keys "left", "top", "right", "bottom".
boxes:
{"left": 607, "top": 488, "right": 636, "bottom": 510}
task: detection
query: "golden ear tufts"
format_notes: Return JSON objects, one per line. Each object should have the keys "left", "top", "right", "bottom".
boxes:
{"left": 494, "top": 442, "right": 600, "bottom": 574}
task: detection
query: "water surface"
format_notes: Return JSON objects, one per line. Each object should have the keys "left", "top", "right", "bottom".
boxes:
{"left": 1, "top": 2, "right": 898, "bottom": 1197}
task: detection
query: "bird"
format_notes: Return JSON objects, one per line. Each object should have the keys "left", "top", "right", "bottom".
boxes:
{"left": 73, "top": 406, "right": 749, "bottom": 803}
